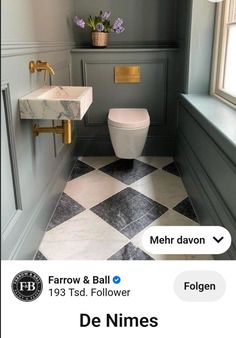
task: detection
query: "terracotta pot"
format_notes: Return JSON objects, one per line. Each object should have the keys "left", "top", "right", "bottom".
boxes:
{"left": 91, "top": 32, "right": 108, "bottom": 47}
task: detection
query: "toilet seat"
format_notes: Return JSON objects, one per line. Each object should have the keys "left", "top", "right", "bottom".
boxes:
{"left": 108, "top": 108, "right": 150, "bottom": 129}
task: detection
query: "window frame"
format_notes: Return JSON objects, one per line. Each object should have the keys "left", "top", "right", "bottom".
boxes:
{"left": 211, "top": 0, "right": 236, "bottom": 108}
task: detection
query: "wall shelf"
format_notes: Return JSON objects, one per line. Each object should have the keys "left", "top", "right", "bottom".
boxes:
{"left": 71, "top": 47, "right": 179, "bottom": 53}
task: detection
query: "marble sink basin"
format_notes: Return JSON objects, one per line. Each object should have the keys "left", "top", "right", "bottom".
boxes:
{"left": 19, "top": 86, "right": 93, "bottom": 120}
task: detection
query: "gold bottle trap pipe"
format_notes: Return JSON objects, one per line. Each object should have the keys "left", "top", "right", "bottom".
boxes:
{"left": 33, "top": 120, "right": 72, "bottom": 144}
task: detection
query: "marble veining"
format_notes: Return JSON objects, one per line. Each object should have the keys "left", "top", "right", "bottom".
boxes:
{"left": 131, "top": 169, "right": 188, "bottom": 208}
{"left": 108, "top": 242, "right": 153, "bottom": 260}
{"left": 20, "top": 98, "right": 81, "bottom": 120}
{"left": 91, "top": 187, "right": 168, "bottom": 239}
{"left": 38, "top": 156, "right": 206, "bottom": 261}
{"left": 19, "top": 86, "right": 93, "bottom": 120}
{"left": 40, "top": 211, "right": 129, "bottom": 260}
{"left": 64, "top": 170, "right": 126, "bottom": 209}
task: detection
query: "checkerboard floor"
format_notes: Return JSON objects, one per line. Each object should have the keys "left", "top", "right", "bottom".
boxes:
{"left": 35, "top": 156, "right": 212, "bottom": 260}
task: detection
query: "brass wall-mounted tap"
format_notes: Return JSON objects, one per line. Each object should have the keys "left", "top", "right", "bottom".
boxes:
{"left": 29, "top": 60, "right": 55, "bottom": 83}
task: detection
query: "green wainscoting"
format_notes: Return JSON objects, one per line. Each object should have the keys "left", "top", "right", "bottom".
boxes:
{"left": 71, "top": 48, "right": 179, "bottom": 155}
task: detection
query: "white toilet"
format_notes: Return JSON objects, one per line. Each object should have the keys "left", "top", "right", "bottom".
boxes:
{"left": 108, "top": 108, "right": 150, "bottom": 159}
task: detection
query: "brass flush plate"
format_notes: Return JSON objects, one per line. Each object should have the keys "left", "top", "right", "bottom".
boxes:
{"left": 114, "top": 65, "right": 141, "bottom": 83}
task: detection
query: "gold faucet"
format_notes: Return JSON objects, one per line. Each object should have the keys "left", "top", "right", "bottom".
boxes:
{"left": 29, "top": 60, "right": 55, "bottom": 82}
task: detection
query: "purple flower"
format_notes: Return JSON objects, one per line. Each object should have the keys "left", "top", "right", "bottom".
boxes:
{"left": 112, "top": 18, "right": 124, "bottom": 30}
{"left": 114, "top": 26, "right": 125, "bottom": 34}
{"left": 74, "top": 16, "right": 85, "bottom": 28}
{"left": 101, "top": 11, "right": 111, "bottom": 21}
{"left": 95, "top": 23, "right": 105, "bottom": 32}
{"left": 114, "top": 18, "right": 123, "bottom": 27}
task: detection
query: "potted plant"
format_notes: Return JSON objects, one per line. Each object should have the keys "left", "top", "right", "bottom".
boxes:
{"left": 74, "top": 10, "right": 125, "bottom": 47}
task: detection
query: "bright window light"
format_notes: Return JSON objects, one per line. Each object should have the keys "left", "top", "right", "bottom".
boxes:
{"left": 224, "top": 24, "right": 236, "bottom": 96}
{"left": 212, "top": 0, "right": 236, "bottom": 106}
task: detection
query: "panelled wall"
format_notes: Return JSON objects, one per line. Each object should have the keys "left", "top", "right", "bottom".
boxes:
{"left": 71, "top": 48, "right": 178, "bottom": 155}
{"left": 176, "top": 96, "right": 236, "bottom": 259}
{"left": 175, "top": 0, "right": 236, "bottom": 259}
{"left": 1, "top": 0, "right": 75, "bottom": 259}
{"left": 72, "top": 0, "right": 188, "bottom": 155}
{"left": 5, "top": 0, "right": 233, "bottom": 260}
{"left": 1, "top": 0, "right": 190, "bottom": 259}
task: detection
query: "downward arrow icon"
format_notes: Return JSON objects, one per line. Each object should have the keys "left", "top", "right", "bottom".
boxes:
{"left": 213, "top": 236, "right": 224, "bottom": 243}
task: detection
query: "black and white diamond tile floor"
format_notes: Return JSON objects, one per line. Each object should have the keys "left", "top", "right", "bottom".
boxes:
{"left": 47, "top": 192, "right": 85, "bottom": 231}
{"left": 173, "top": 197, "right": 198, "bottom": 223}
{"left": 34, "top": 251, "right": 47, "bottom": 260}
{"left": 91, "top": 188, "right": 168, "bottom": 239}
{"left": 162, "top": 161, "right": 180, "bottom": 177}
{"left": 100, "top": 159, "right": 157, "bottom": 185}
{"left": 68, "top": 160, "right": 94, "bottom": 181}
{"left": 36, "top": 157, "right": 212, "bottom": 260}
{"left": 108, "top": 242, "right": 153, "bottom": 261}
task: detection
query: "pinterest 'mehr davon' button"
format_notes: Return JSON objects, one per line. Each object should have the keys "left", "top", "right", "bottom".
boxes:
{"left": 142, "top": 226, "right": 232, "bottom": 255}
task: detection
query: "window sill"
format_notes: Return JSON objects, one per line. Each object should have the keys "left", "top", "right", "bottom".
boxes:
{"left": 179, "top": 94, "right": 236, "bottom": 161}
{"left": 213, "top": 92, "right": 236, "bottom": 110}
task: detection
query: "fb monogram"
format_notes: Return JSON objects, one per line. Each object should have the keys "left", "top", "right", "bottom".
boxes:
{"left": 19, "top": 281, "right": 36, "bottom": 291}
{"left": 12, "top": 271, "right": 43, "bottom": 302}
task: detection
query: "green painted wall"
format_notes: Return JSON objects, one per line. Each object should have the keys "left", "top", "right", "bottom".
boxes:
{"left": 71, "top": 48, "right": 178, "bottom": 155}
{"left": 71, "top": 0, "right": 191, "bottom": 156}
{"left": 73, "top": 0, "right": 178, "bottom": 47}
{"left": 1, "top": 0, "right": 75, "bottom": 259}
{"left": 175, "top": 1, "right": 236, "bottom": 259}
{"left": 186, "top": 0, "right": 215, "bottom": 94}
{"left": 176, "top": 95, "right": 236, "bottom": 259}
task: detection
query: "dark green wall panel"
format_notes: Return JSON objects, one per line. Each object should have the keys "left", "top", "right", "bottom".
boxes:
{"left": 82, "top": 59, "right": 167, "bottom": 125}
{"left": 176, "top": 97, "right": 236, "bottom": 260}
{"left": 72, "top": 49, "right": 178, "bottom": 155}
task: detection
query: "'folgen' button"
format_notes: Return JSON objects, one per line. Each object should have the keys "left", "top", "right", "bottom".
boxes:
{"left": 174, "top": 271, "right": 226, "bottom": 301}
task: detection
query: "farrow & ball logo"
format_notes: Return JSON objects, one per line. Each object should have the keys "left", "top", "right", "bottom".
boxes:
{"left": 11, "top": 270, "right": 43, "bottom": 302}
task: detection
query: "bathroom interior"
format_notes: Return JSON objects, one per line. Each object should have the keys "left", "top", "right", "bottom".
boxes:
{"left": 1, "top": 0, "right": 236, "bottom": 260}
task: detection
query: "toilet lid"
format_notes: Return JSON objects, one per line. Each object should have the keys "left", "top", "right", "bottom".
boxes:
{"left": 108, "top": 108, "right": 150, "bottom": 128}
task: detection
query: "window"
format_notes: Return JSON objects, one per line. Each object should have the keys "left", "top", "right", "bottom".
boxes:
{"left": 211, "top": 0, "right": 236, "bottom": 107}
